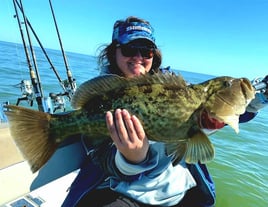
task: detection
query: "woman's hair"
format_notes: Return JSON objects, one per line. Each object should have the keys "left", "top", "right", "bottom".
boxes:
{"left": 97, "top": 16, "right": 162, "bottom": 75}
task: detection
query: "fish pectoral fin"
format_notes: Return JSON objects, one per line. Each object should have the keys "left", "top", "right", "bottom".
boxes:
{"left": 166, "top": 141, "right": 187, "bottom": 165}
{"left": 184, "top": 130, "right": 215, "bottom": 164}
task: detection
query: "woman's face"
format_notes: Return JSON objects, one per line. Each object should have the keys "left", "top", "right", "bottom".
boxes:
{"left": 115, "top": 41, "right": 154, "bottom": 78}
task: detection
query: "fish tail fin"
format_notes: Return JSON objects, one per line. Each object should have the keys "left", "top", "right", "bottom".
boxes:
{"left": 184, "top": 130, "right": 215, "bottom": 164}
{"left": 4, "top": 105, "right": 57, "bottom": 173}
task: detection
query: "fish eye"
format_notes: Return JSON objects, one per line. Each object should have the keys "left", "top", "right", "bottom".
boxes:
{"left": 224, "top": 80, "right": 232, "bottom": 87}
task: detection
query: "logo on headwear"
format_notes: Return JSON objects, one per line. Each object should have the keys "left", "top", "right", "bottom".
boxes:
{"left": 112, "top": 21, "right": 155, "bottom": 44}
{"left": 126, "top": 26, "right": 152, "bottom": 34}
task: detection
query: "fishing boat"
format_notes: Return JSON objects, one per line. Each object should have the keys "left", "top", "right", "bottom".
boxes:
{"left": 1, "top": 2, "right": 268, "bottom": 207}
{"left": 0, "top": 1, "right": 86, "bottom": 206}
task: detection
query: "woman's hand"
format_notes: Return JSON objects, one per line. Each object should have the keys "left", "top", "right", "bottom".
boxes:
{"left": 106, "top": 109, "right": 149, "bottom": 164}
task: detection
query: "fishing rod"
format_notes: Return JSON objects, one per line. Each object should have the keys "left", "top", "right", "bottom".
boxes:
{"left": 13, "top": 0, "right": 44, "bottom": 111}
{"left": 19, "top": 0, "right": 44, "bottom": 100}
{"left": 48, "top": 0, "right": 76, "bottom": 98}
{"left": 12, "top": 0, "right": 77, "bottom": 113}
{"left": 14, "top": 0, "right": 67, "bottom": 93}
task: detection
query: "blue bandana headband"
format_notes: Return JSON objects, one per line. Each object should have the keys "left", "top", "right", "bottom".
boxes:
{"left": 112, "top": 21, "right": 155, "bottom": 45}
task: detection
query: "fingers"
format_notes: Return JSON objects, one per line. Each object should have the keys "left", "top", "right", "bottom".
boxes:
{"left": 115, "top": 109, "right": 128, "bottom": 143}
{"left": 105, "top": 109, "right": 149, "bottom": 163}
{"left": 117, "top": 109, "right": 136, "bottom": 143}
{"left": 106, "top": 109, "right": 141, "bottom": 144}
{"left": 131, "top": 114, "right": 146, "bottom": 141}
{"left": 106, "top": 111, "right": 116, "bottom": 136}
{"left": 121, "top": 109, "right": 138, "bottom": 143}
{"left": 106, "top": 111, "right": 124, "bottom": 146}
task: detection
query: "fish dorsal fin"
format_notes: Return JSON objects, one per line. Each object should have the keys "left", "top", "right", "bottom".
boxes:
{"left": 71, "top": 74, "right": 123, "bottom": 109}
{"left": 71, "top": 72, "right": 187, "bottom": 109}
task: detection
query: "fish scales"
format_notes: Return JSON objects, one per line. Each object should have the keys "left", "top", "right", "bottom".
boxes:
{"left": 4, "top": 73, "right": 255, "bottom": 172}
{"left": 50, "top": 111, "right": 108, "bottom": 144}
{"left": 113, "top": 85, "right": 204, "bottom": 141}
{"left": 73, "top": 78, "right": 205, "bottom": 142}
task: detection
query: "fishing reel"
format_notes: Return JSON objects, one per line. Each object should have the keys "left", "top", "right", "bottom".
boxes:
{"left": 15, "top": 80, "right": 34, "bottom": 106}
{"left": 42, "top": 92, "right": 66, "bottom": 113}
{"left": 252, "top": 75, "right": 268, "bottom": 93}
{"left": 62, "top": 78, "right": 77, "bottom": 99}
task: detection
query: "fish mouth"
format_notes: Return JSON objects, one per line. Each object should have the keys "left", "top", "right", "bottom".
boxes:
{"left": 199, "top": 109, "right": 225, "bottom": 130}
{"left": 200, "top": 78, "right": 255, "bottom": 132}
{"left": 240, "top": 78, "right": 255, "bottom": 103}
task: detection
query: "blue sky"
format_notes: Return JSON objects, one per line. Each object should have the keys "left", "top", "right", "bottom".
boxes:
{"left": 1, "top": 0, "right": 268, "bottom": 79}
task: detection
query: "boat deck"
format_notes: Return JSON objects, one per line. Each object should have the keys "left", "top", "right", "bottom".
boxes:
{"left": 0, "top": 125, "right": 83, "bottom": 205}
{"left": 0, "top": 126, "right": 37, "bottom": 204}
{"left": 0, "top": 125, "right": 24, "bottom": 168}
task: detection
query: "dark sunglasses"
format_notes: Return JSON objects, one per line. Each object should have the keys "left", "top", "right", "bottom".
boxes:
{"left": 117, "top": 44, "right": 155, "bottom": 59}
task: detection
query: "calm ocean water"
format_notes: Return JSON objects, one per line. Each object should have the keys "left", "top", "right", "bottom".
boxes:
{"left": 0, "top": 41, "right": 267, "bottom": 206}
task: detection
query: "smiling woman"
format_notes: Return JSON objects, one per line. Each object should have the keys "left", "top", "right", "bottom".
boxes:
{"left": 61, "top": 16, "right": 218, "bottom": 207}
{"left": 98, "top": 16, "right": 162, "bottom": 77}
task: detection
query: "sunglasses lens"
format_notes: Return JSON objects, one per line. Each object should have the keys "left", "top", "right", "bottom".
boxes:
{"left": 120, "top": 46, "right": 137, "bottom": 57}
{"left": 140, "top": 48, "right": 154, "bottom": 59}
{"left": 120, "top": 45, "right": 155, "bottom": 59}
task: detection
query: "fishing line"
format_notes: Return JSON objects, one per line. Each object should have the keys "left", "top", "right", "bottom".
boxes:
{"left": 14, "top": 2, "right": 66, "bottom": 91}
{"left": 48, "top": 0, "right": 76, "bottom": 98}
{"left": 5, "top": 0, "right": 25, "bottom": 80}
{"left": 12, "top": 0, "right": 44, "bottom": 110}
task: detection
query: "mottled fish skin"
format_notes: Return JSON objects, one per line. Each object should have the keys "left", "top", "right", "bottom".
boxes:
{"left": 4, "top": 73, "right": 255, "bottom": 172}
{"left": 71, "top": 74, "right": 254, "bottom": 142}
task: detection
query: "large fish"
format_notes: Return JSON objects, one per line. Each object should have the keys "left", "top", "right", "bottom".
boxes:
{"left": 4, "top": 73, "right": 255, "bottom": 173}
